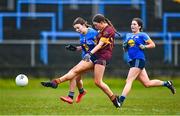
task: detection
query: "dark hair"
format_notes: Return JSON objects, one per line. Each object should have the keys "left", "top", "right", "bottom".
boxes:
{"left": 92, "top": 14, "right": 114, "bottom": 27}
{"left": 92, "top": 14, "right": 121, "bottom": 36}
{"left": 132, "top": 18, "right": 143, "bottom": 32}
{"left": 73, "top": 17, "right": 91, "bottom": 27}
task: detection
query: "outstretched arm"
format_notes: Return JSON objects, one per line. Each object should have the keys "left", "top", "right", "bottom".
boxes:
{"left": 65, "top": 44, "right": 82, "bottom": 51}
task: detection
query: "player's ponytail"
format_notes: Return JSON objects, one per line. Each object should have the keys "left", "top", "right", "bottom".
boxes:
{"left": 73, "top": 17, "right": 91, "bottom": 28}
{"left": 105, "top": 18, "right": 121, "bottom": 37}
{"left": 105, "top": 18, "right": 116, "bottom": 31}
{"left": 93, "top": 14, "right": 121, "bottom": 37}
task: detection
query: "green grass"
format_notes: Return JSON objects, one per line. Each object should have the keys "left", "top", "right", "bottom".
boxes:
{"left": 0, "top": 77, "right": 180, "bottom": 115}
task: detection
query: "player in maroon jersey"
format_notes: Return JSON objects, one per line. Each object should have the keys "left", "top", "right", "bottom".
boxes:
{"left": 41, "top": 14, "right": 120, "bottom": 108}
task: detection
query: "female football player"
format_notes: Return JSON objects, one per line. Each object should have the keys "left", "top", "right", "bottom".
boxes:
{"left": 118, "top": 18, "right": 176, "bottom": 108}
{"left": 41, "top": 14, "right": 120, "bottom": 108}
{"left": 59, "top": 17, "right": 98, "bottom": 104}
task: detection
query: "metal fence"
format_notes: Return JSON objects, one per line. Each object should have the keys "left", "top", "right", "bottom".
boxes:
{"left": 0, "top": 39, "right": 179, "bottom": 67}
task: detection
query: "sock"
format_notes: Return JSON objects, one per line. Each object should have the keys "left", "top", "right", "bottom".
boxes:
{"left": 110, "top": 94, "right": 116, "bottom": 101}
{"left": 53, "top": 78, "right": 61, "bottom": 84}
{"left": 119, "top": 95, "right": 126, "bottom": 103}
{"left": 68, "top": 91, "right": 74, "bottom": 99}
{"left": 79, "top": 88, "right": 84, "bottom": 94}
{"left": 52, "top": 80, "right": 57, "bottom": 84}
{"left": 163, "top": 81, "right": 169, "bottom": 87}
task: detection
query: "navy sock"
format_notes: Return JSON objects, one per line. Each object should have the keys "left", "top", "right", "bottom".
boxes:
{"left": 79, "top": 88, "right": 84, "bottom": 94}
{"left": 68, "top": 91, "right": 74, "bottom": 99}
{"left": 163, "top": 81, "right": 168, "bottom": 87}
{"left": 119, "top": 96, "right": 126, "bottom": 103}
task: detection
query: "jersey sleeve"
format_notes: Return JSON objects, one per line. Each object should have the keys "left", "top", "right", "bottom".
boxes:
{"left": 142, "top": 32, "right": 150, "bottom": 41}
{"left": 100, "top": 27, "right": 114, "bottom": 43}
{"left": 86, "top": 28, "right": 98, "bottom": 45}
{"left": 124, "top": 33, "right": 131, "bottom": 43}
{"left": 79, "top": 34, "right": 84, "bottom": 44}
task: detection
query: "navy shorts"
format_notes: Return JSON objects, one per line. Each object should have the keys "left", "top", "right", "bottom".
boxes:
{"left": 90, "top": 55, "right": 97, "bottom": 64}
{"left": 128, "top": 59, "right": 145, "bottom": 70}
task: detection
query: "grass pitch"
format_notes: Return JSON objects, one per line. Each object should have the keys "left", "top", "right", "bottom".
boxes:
{"left": 0, "top": 77, "right": 180, "bottom": 115}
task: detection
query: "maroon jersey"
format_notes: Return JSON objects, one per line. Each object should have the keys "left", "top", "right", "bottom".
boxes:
{"left": 94, "top": 25, "right": 115, "bottom": 60}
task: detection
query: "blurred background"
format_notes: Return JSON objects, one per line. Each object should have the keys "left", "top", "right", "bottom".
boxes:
{"left": 0, "top": 0, "right": 179, "bottom": 78}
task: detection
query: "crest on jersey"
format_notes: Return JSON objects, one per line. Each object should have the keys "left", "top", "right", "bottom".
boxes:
{"left": 128, "top": 39, "right": 135, "bottom": 47}
{"left": 103, "top": 31, "right": 109, "bottom": 37}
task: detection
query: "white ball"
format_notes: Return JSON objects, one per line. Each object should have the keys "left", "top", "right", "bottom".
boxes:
{"left": 15, "top": 74, "right": 28, "bottom": 86}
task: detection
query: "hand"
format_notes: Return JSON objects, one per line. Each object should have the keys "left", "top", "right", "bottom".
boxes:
{"left": 65, "top": 44, "right": 77, "bottom": 51}
{"left": 122, "top": 41, "right": 128, "bottom": 50}
{"left": 139, "top": 44, "right": 146, "bottom": 50}
{"left": 83, "top": 52, "right": 92, "bottom": 62}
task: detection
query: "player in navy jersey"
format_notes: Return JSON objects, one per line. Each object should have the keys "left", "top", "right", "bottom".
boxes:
{"left": 41, "top": 14, "right": 120, "bottom": 108}
{"left": 117, "top": 18, "right": 176, "bottom": 108}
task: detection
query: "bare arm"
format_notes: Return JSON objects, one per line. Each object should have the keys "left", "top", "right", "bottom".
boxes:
{"left": 139, "top": 38, "right": 156, "bottom": 50}
{"left": 90, "top": 41, "right": 104, "bottom": 54}
{"left": 145, "top": 39, "right": 155, "bottom": 49}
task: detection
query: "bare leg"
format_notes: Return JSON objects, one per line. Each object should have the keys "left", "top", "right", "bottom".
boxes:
{"left": 137, "top": 68, "right": 164, "bottom": 87}
{"left": 76, "top": 68, "right": 93, "bottom": 90}
{"left": 121, "top": 67, "right": 141, "bottom": 96}
{"left": 58, "top": 61, "right": 92, "bottom": 104}
{"left": 60, "top": 77, "right": 77, "bottom": 104}
{"left": 93, "top": 64, "right": 114, "bottom": 100}
{"left": 75, "top": 75, "right": 88, "bottom": 103}
{"left": 76, "top": 75, "right": 83, "bottom": 90}
{"left": 55, "top": 60, "right": 93, "bottom": 84}
{"left": 69, "top": 77, "right": 78, "bottom": 92}
{"left": 41, "top": 60, "right": 93, "bottom": 89}
{"left": 117, "top": 67, "right": 142, "bottom": 106}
